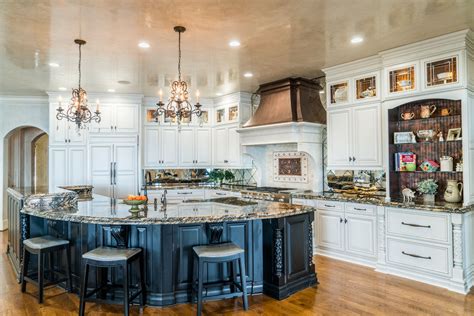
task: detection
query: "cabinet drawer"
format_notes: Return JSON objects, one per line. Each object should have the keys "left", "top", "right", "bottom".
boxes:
{"left": 386, "top": 237, "right": 451, "bottom": 276}
{"left": 386, "top": 208, "right": 449, "bottom": 243}
{"left": 168, "top": 189, "right": 205, "bottom": 197}
{"left": 207, "top": 190, "right": 241, "bottom": 198}
{"left": 316, "top": 200, "right": 344, "bottom": 211}
{"left": 345, "top": 203, "right": 376, "bottom": 215}
{"left": 292, "top": 198, "right": 316, "bottom": 207}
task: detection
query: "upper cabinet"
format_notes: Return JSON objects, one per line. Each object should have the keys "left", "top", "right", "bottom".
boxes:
{"left": 49, "top": 102, "right": 88, "bottom": 145}
{"left": 422, "top": 53, "right": 462, "bottom": 91}
{"left": 90, "top": 103, "right": 139, "bottom": 134}
{"left": 384, "top": 62, "right": 419, "bottom": 98}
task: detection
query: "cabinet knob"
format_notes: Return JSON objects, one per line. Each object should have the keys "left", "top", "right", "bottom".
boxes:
{"left": 110, "top": 126, "right": 113, "bottom": 130}
{"left": 353, "top": 156, "right": 356, "bottom": 161}
{"left": 115, "top": 126, "right": 117, "bottom": 131}
{"left": 344, "top": 218, "right": 348, "bottom": 224}
{"left": 339, "top": 217, "right": 343, "bottom": 223}
{"left": 224, "top": 160, "right": 229, "bottom": 163}
{"left": 349, "top": 157, "right": 352, "bottom": 162}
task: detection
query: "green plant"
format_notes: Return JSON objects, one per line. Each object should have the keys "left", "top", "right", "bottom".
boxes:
{"left": 209, "top": 170, "right": 225, "bottom": 183}
{"left": 224, "top": 170, "right": 235, "bottom": 182}
{"left": 417, "top": 179, "right": 438, "bottom": 195}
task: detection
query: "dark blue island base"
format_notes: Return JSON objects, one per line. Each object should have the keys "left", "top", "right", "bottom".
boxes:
{"left": 21, "top": 212, "right": 317, "bottom": 306}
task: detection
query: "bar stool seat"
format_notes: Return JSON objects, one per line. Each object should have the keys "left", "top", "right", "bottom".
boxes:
{"left": 79, "top": 246, "right": 145, "bottom": 316}
{"left": 193, "top": 243, "right": 244, "bottom": 258}
{"left": 21, "top": 235, "right": 72, "bottom": 304}
{"left": 82, "top": 247, "right": 142, "bottom": 261}
{"left": 23, "top": 235, "right": 70, "bottom": 250}
{"left": 192, "top": 242, "right": 249, "bottom": 316}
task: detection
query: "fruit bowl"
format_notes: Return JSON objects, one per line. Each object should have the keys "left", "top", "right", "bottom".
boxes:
{"left": 123, "top": 197, "right": 147, "bottom": 216}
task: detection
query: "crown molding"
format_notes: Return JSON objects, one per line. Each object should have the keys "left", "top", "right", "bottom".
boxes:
{"left": 0, "top": 95, "right": 49, "bottom": 105}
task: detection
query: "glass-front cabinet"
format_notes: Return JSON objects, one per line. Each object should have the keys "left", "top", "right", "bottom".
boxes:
{"left": 424, "top": 54, "right": 459, "bottom": 88}
{"left": 354, "top": 72, "right": 379, "bottom": 102}
{"left": 388, "top": 64, "right": 416, "bottom": 94}
{"left": 328, "top": 80, "right": 349, "bottom": 105}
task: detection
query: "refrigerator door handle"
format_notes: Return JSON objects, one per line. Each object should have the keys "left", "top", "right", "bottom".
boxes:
{"left": 113, "top": 162, "right": 117, "bottom": 185}
{"left": 110, "top": 162, "right": 113, "bottom": 185}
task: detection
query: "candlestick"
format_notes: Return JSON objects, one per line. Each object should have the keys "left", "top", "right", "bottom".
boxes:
{"left": 96, "top": 99, "right": 100, "bottom": 112}
{"left": 159, "top": 89, "right": 163, "bottom": 102}
{"left": 196, "top": 90, "right": 200, "bottom": 103}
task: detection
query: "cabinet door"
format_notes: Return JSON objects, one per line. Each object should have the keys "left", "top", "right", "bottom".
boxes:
{"left": 114, "top": 143, "right": 138, "bottom": 199}
{"left": 161, "top": 127, "right": 178, "bottom": 166}
{"left": 143, "top": 127, "right": 160, "bottom": 167}
{"left": 49, "top": 147, "right": 68, "bottom": 190}
{"left": 67, "top": 122, "right": 87, "bottom": 145}
{"left": 327, "top": 109, "right": 352, "bottom": 168}
{"left": 345, "top": 214, "right": 376, "bottom": 258}
{"left": 352, "top": 104, "right": 381, "bottom": 167}
{"left": 195, "top": 128, "right": 212, "bottom": 166}
{"left": 178, "top": 128, "right": 196, "bottom": 167}
{"left": 227, "top": 126, "right": 241, "bottom": 166}
{"left": 90, "top": 104, "right": 114, "bottom": 133}
{"left": 68, "top": 147, "right": 87, "bottom": 185}
{"left": 115, "top": 104, "right": 139, "bottom": 133}
{"left": 317, "top": 210, "right": 344, "bottom": 251}
{"left": 213, "top": 127, "right": 227, "bottom": 165}
{"left": 50, "top": 118, "right": 68, "bottom": 145}
{"left": 89, "top": 144, "right": 113, "bottom": 197}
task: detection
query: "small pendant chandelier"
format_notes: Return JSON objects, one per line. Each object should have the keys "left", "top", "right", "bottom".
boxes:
{"left": 56, "top": 39, "right": 101, "bottom": 129}
{"left": 154, "top": 26, "right": 202, "bottom": 127}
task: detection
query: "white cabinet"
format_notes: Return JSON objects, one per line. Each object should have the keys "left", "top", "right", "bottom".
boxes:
{"left": 315, "top": 201, "right": 377, "bottom": 264}
{"left": 143, "top": 126, "right": 179, "bottom": 168}
{"left": 89, "top": 140, "right": 138, "bottom": 199}
{"left": 317, "top": 210, "right": 345, "bottom": 251}
{"left": 91, "top": 103, "right": 139, "bottom": 134}
{"left": 50, "top": 116, "right": 87, "bottom": 146}
{"left": 213, "top": 124, "right": 247, "bottom": 167}
{"left": 179, "top": 127, "right": 212, "bottom": 167}
{"left": 49, "top": 146, "right": 87, "bottom": 190}
{"left": 327, "top": 103, "right": 382, "bottom": 169}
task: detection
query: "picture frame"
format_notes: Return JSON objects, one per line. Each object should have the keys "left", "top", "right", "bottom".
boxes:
{"left": 394, "top": 132, "right": 416, "bottom": 144}
{"left": 447, "top": 128, "right": 462, "bottom": 141}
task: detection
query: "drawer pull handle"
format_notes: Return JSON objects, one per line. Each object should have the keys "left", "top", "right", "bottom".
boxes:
{"left": 354, "top": 207, "right": 367, "bottom": 211}
{"left": 402, "top": 251, "right": 431, "bottom": 260}
{"left": 324, "top": 204, "right": 336, "bottom": 208}
{"left": 215, "top": 192, "right": 226, "bottom": 196}
{"left": 401, "top": 222, "right": 431, "bottom": 228}
{"left": 178, "top": 192, "right": 192, "bottom": 195}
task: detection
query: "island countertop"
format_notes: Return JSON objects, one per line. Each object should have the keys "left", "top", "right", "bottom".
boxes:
{"left": 20, "top": 194, "right": 316, "bottom": 225}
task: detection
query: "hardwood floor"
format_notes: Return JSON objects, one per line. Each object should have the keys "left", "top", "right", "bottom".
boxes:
{"left": 1, "top": 231, "right": 473, "bottom": 316}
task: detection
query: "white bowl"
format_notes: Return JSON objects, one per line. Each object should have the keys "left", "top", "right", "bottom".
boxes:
{"left": 437, "top": 72, "right": 453, "bottom": 80}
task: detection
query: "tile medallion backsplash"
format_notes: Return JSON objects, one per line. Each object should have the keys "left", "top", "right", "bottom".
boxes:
{"left": 273, "top": 152, "right": 308, "bottom": 183}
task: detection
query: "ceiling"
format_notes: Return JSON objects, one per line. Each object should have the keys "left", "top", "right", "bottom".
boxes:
{"left": 0, "top": 0, "right": 473, "bottom": 98}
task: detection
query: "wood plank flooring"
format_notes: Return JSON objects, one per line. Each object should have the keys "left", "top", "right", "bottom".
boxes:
{"left": 1, "top": 230, "right": 473, "bottom": 315}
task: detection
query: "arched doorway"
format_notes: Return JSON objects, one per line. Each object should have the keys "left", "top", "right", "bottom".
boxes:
{"left": 4, "top": 126, "right": 48, "bottom": 189}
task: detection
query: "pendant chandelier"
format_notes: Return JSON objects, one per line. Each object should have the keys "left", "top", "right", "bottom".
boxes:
{"left": 154, "top": 26, "right": 202, "bottom": 127}
{"left": 56, "top": 39, "right": 101, "bottom": 129}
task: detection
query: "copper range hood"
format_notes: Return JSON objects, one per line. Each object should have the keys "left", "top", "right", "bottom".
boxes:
{"left": 243, "top": 77, "right": 326, "bottom": 128}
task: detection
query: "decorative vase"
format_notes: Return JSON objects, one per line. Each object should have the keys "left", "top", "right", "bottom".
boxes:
{"left": 423, "top": 194, "right": 435, "bottom": 203}
{"left": 444, "top": 180, "right": 463, "bottom": 203}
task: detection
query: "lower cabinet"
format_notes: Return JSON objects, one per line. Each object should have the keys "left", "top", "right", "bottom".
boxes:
{"left": 315, "top": 201, "right": 377, "bottom": 264}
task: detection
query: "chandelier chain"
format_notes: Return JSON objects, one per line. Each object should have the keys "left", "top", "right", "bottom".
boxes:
{"left": 178, "top": 30, "right": 181, "bottom": 81}
{"left": 78, "top": 43, "right": 82, "bottom": 90}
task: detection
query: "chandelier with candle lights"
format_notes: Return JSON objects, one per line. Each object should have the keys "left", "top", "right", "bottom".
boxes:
{"left": 154, "top": 26, "right": 202, "bottom": 127}
{"left": 56, "top": 39, "right": 101, "bottom": 129}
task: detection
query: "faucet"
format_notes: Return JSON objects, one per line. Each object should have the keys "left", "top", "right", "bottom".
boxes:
{"left": 161, "top": 189, "right": 167, "bottom": 208}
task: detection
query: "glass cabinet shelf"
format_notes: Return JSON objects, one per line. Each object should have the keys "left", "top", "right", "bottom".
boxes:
{"left": 389, "top": 66, "right": 415, "bottom": 93}
{"left": 329, "top": 81, "right": 349, "bottom": 104}
{"left": 426, "top": 56, "right": 457, "bottom": 87}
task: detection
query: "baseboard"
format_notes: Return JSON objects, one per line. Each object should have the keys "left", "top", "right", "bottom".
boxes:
{"left": 315, "top": 248, "right": 377, "bottom": 269}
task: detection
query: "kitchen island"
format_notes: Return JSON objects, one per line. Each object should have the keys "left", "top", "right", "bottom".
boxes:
{"left": 15, "top": 191, "right": 317, "bottom": 306}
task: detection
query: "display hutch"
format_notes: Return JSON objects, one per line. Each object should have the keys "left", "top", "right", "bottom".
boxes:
{"left": 388, "top": 98, "right": 463, "bottom": 201}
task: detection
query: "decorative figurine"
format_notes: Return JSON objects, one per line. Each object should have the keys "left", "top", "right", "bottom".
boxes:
{"left": 402, "top": 188, "right": 416, "bottom": 203}
{"left": 456, "top": 161, "right": 463, "bottom": 172}
{"left": 437, "top": 131, "right": 444, "bottom": 142}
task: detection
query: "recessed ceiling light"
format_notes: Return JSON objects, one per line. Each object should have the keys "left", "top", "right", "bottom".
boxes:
{"left": 107, "top": 89, "right": 115, "bottom": 92}
{"left": 48, "top": 62, "right": 60, "bottom": 67}
{"left": 243, "top": 72, "right": 253, "bottom": 78}
{"left": 350, "top": 36, "right": 364, "bottom": 44}
{"left": 58, "top": 87, "right": 67, "bottom": 91}
{"left": 138, "top": 41, "right": 150, "bottom": 48}
{"left": 216, "top": 92, "right": 223, "bottom": 96}
{"left": 229, "top": 40, "right": 241, "bottom": 47}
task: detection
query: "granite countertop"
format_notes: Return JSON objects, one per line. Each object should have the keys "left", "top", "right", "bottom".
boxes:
{"left": 21, "top": 195, "right": 316, "bottom": 225}
{"left": 291, "top": 191, "right": 472, "bottom": 214}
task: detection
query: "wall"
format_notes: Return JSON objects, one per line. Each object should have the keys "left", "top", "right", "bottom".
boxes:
{"left": 0, "top": 96, "right": 49, "bottom": 230}
{"left": 33, "top": 133, "right": 49, "bottom": 188}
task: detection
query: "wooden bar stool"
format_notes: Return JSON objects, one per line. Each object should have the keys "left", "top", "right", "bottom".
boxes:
{"left": 192, "top": 242, "right": 249, "bottom": 316}
{"left": 79, "top": 246, "right": 146, "bottom": 316}
{"left": 20, "top": 235, "right": 72, "bottom": 303}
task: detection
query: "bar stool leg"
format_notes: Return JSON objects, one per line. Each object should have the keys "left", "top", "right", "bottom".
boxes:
{"left": 123, "top": 263, "right": 130, "bottom": 316}
{"left": 65, "top": 246, "right": 73, "bottom": 292}
{"left": 197, "top": 259, "right": 204, "bottom": 316}
{"left": 38, "top": 251, "right": 45, "bottom": 304}
{"left": 79, "top": 261, "right": 89, "bottom": 316}
{"left": 230, "top": 260, "right": 237, "bottom": 293}
{"left": 238, "top": 254, "right": 248, "bottom": 310}
{"left": 20, "top": 247, "right": 29, "bottom": 292}
{"left": 192, "top": 254, "right": 197, "bottom": 303}
{"left": 139, "top": 254, "right": 146, "bottom": 309}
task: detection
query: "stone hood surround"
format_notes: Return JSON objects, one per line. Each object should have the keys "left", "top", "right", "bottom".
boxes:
{"left": 237, "top": 77, "right": 326, "bottom": 192}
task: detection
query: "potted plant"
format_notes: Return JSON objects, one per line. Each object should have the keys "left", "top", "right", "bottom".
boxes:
{"left": 417, "top": 179, "right": 438, "bottom": 203}
{"left": 209, "top": 169, "right": 225, "bottom": 186}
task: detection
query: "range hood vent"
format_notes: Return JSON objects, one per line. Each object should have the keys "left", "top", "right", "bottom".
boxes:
{"left": 243, "top": 77, "right": 326, "bottom": 128}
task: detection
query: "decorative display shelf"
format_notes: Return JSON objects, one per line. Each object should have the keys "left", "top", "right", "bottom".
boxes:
{"left": 390, "top": 114, "right": 461, "bottom": 126}
{"left": 393, "top": 171, "right": 463, "bottom": 174}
